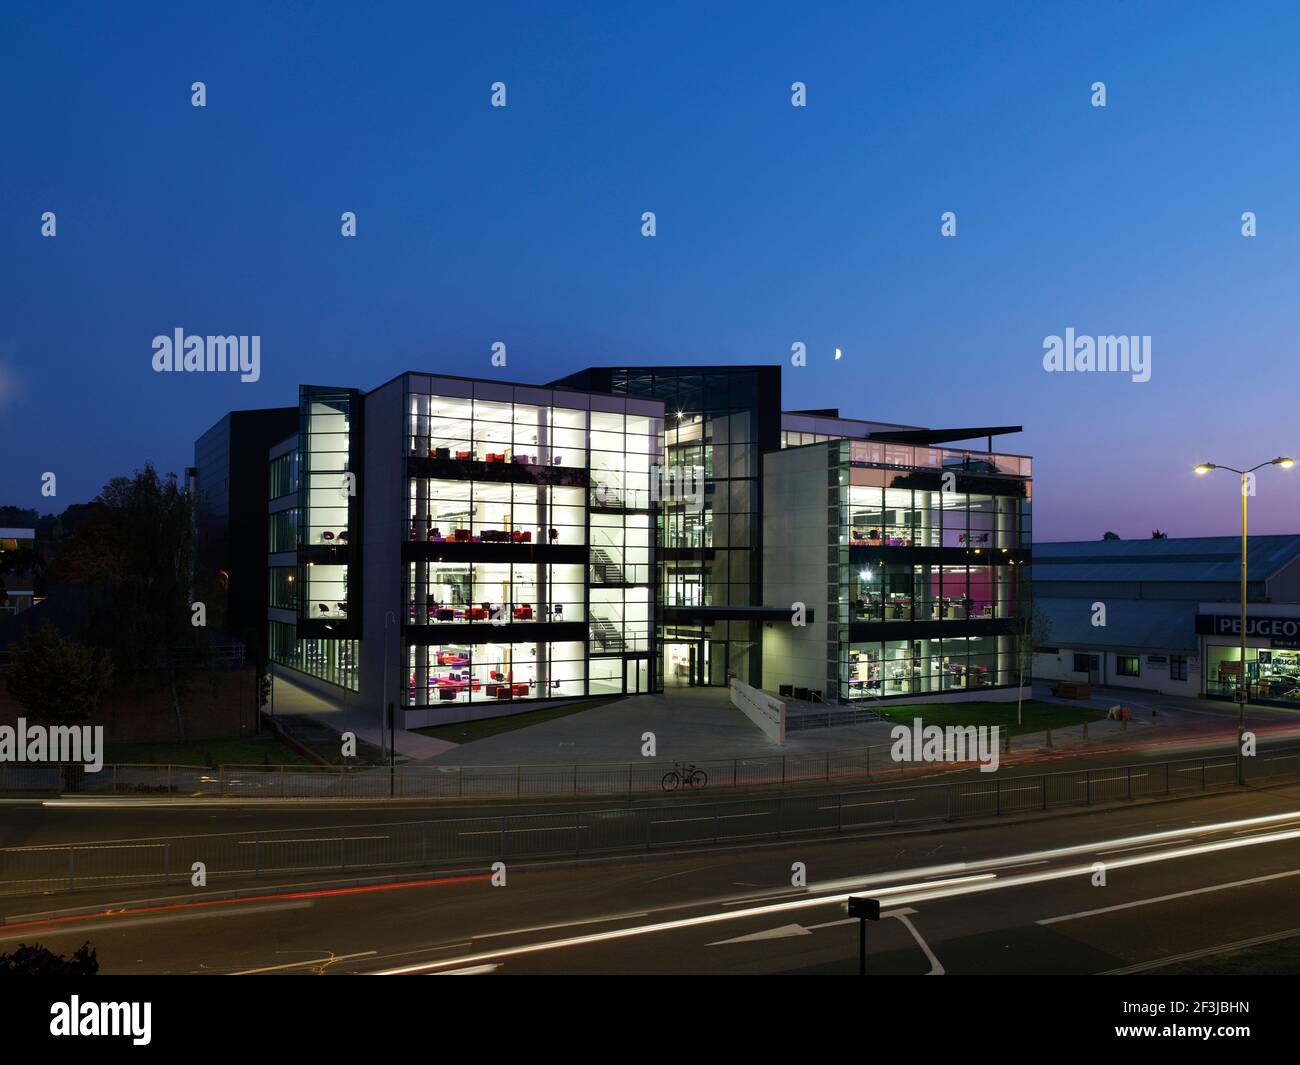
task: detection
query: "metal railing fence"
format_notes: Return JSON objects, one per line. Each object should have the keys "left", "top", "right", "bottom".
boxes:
{"left": 0, "top": 721, "right": 1152, "bottom": 801}
{"left": 0, "top": 747, "right": 901, "bottom": 801}
{"left": 2, "top": 744, "right": 1295, "bottom": 899}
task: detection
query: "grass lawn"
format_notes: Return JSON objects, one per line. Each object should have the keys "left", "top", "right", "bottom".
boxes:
{"left": 105, "top": 733, "right": 315, "bottom": 767}
{"left": 1150, "top": 933, "right": 1300, "bottom": 975}
{"left": 874, "top": 699, "right": 1106, "bottom": 737}
{"left": 414, "top": 696, "right": 622, "bottom": 744}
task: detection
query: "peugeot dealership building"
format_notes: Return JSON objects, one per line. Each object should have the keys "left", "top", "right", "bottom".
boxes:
{"left": 1032, "top": 535, "right": 1300, "bottom": 706}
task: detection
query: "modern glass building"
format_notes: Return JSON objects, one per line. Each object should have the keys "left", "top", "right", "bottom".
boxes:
{"left": 552, "top": 367, "right": 782, "bottom": 690}
{"left": 396, "top": 374, "right": 661, "bottom": 716}
{"left": 266, "top": 385, "right": 362, "bottom": 692}
{"left": 762, "top": 421, "right": 1033, "bottom": 703}
{"left": 197, "top": 363, "right": 1033, "bottom": 729}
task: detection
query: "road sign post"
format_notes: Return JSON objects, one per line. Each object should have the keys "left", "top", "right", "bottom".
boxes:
{"left": 848, "top": 896, "right": 881, "bottom": 975}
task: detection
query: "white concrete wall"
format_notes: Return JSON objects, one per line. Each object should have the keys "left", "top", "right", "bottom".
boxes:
{"left": 1032, "top": 650, "right": 1088, "bottom": 684}
{"left": 729, "top": 678, "right": 786, "bottom": 744}
{"left": 1033, "top": 647, "right": 1200, "bottom": 697}
{"left": 761, "top": 445, "right": 831, "bottom": 699}
{"left": 1101, "top": 651, "right": 1200, "bottom": 697}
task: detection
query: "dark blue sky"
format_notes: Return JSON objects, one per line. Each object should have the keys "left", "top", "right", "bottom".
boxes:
{"left": 3, "top": 1, "right": 1297, "bottom": 539}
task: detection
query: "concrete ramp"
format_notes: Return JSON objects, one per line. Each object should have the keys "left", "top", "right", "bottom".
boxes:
{"left": 729, "top": 679, "right": 786, "bottom": 745}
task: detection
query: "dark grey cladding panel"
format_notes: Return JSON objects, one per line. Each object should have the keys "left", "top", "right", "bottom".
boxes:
{"left": 660, "top": 547, "right": 717, "bottom": 562}
{"left": 847, "top": 546, "right": 1031, "bottom": 566}
{"left": 664, "top": 605, "right": 812, "bottom": 624}
{"left": 857, "top": 468, "right": 1030, "bottom": 495}
{"left": 402, "top": 542, "right": 588, "bottom": 565}
{"left": 847, "top": 618, "right": 1020, "bottom": 642}
{"left": 406, "top": 455, "right": 590, "bottom": 487}
{"left": 403, "top": 621, "right": 588, "bottom": 646}
{"left": 301, "top": 544, "right": 355, "bottom": 565}
{"left": 297, "top": 618, "right": 361, "bottom": 640}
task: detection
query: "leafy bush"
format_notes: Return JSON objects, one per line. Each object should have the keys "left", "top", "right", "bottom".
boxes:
{"left": 0, "top": 941, "right": 98, "bottom": 976}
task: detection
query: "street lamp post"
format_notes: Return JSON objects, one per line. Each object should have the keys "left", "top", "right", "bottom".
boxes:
{"left": 1194, "top": 457, "right": 1293, "bottom": 781}
{"left": 382, "top": 610, "right": 397, "bottom": 764}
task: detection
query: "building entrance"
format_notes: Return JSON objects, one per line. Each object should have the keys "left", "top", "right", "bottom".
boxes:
{"left": 664, "top": 641, "right": 707, "bottom": 686}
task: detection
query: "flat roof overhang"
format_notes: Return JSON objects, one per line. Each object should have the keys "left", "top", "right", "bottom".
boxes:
{"left": 867, "top": 425, "right": 1022, "bottom": 446}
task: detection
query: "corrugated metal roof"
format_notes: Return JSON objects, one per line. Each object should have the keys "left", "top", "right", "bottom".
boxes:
{"left": 1033, "top": 535, "right": 1300, "bottom": 583}
{"left": 1034, "top": 596, "right": 1200, "bottom": 652}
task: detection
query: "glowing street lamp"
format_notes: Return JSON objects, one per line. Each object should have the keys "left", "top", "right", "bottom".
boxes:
{"left": 1193, "top": 457, "right": 1293, "bottom": 779}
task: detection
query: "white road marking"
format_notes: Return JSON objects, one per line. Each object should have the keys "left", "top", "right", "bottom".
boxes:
{"left": 836, "top": 797, "right": 917, "bottom": 811}
{"left": 458, "top": 826, "right": 587, "bottom": 836}
{"left": 1096, "top": 839, "right": 1185, "bottom": 856}
{"left": 708, "top": 907, "right": 944, "bottom": 975}
{"left": 721, "top": 890, "right": 806, "bottom": 907}
{"left": 473, "top": 912, "right": 650, "bottom": 939}
{"left": 0, "top": 900, "right": 314, "bottom": 943}
{"left": 644, "top": 863, "right": 729, "bottom": 884}
{"left": 232, "top": 950, "right": 377, "bottom": 975}
{"left": 709, "top": 923, "right": 812, "bottom": 946}
{"left": 1037, "top": 868, "right": 1300, "bottom": 926}
{"left": 373, "top": 816, "right": 1300, "bottom": 974}
{"left": 806, "top": 917, "right": 856, "bottom": 930}
{"left": 1105, "top": 926, "right": 1300, "bottom": 974}
{"left": 811, "top": 808, "right": 1300, "bottom": 894}
{"left": 237, "top": 836, "right": 388, "bottom": 845}
{"left": 649, "top": 813, "right": 770, "bottom": 826}
{"left": 885, "top": 907, "right": 944, "bottom": 975}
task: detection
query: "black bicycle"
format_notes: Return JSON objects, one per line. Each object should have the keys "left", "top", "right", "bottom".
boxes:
{"left": 661, "top": 761, "right": 708, "bottom": 791}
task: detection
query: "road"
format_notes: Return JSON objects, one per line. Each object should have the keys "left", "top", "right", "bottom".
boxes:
{"left": 6, "top": 784, "right": 1300, "bottom": 974}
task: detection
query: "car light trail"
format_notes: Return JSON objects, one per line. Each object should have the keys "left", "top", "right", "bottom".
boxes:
{"left": 0, "top": 872, "right": 489, "bottom": 933}
{"left": 374, "top": 810, "right": 1300, "bottom": 974}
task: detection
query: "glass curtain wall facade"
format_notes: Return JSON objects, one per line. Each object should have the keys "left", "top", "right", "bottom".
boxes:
{"left": 300, "top": 388, "right": 356, "bottom": 624}
{"left": 402, "top": 376, "right": 662, "bottom": 708}
{"left": 269, "top": 619, "right": 359, "bottom": 690}
{"left": 554, "top": 366, "right": 780, "bottom": 690}
{"left": 827, "top": 439, "right": 1032, "bottom": 701}
{"left": 266, "top": 386, "right": 363, "bottom": 692}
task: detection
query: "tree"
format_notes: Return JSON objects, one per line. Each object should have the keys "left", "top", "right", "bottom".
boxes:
{"left": 0, "top": 505, "right": 64, "bottom": 541}
{"left": 1102, "top": 531, "right": 1120, "bottom": 541}
{"left": 1151, "top": 529, "right": 1167, "bottom": 539}
{"left": 6, "top": 622, "right": 114, "bottom": 725}
{"left": 0, "top": 941, "right": 98, "bottom": 976}
{"left": 0, "top": 506, "right": 40, "bottom": 528}
{"left": 52, "top": 465, "right": 204, "bottom": 741}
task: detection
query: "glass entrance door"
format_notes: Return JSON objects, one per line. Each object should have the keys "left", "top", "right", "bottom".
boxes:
{"left": 664, "top": 642, "right": 709, "bottom": 686}
{"left": 664, "top": 642, "right": 692, "bottom": 686}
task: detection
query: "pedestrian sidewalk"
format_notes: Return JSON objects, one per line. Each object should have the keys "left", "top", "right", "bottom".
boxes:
{"left": 425, "top": 686, "right": 903, "bottom": 766}
{"left": 1009, "top": 715, "right": 1154, "bottom": 751}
